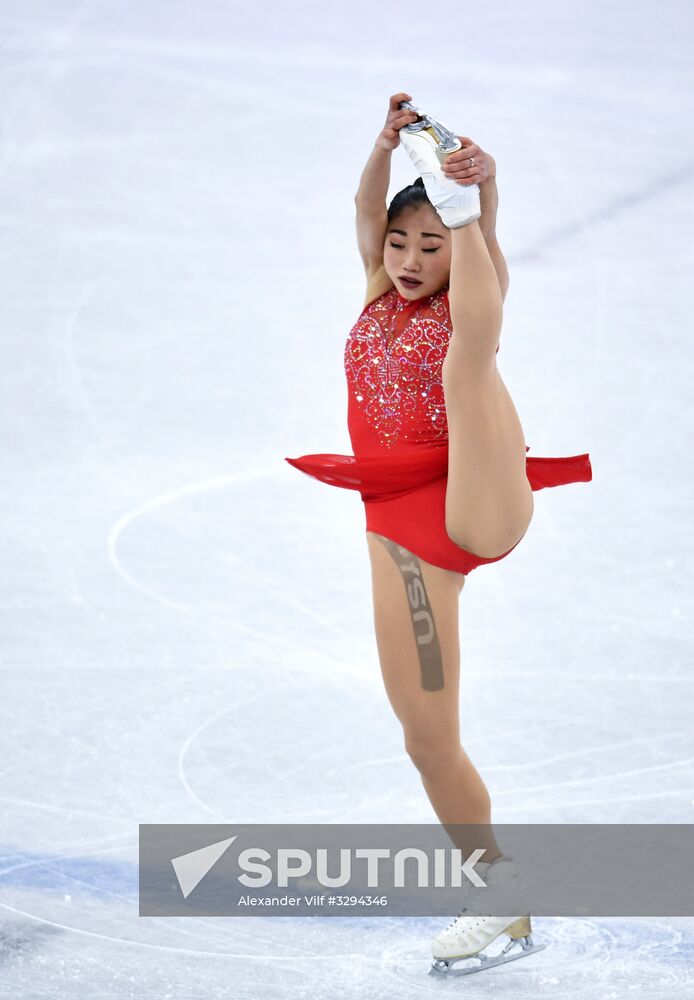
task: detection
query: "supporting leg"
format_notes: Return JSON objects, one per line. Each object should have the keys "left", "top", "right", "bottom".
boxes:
{"left": 366, "top": 531, "right": 505, "bottom": 863}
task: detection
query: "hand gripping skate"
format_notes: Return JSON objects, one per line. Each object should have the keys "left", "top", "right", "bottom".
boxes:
{"left": 398, "top": 99, "right": 481, "bottom": 229}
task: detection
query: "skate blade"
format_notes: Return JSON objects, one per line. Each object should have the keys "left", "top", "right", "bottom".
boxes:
{"left": 399, "top": 100, "right": 462, "bottom": 158}
{"left": 429, "top": 940, "right": 547, "bottom": 978}
{"left": 400, "top": 123, "right": 461, "bottom": 167}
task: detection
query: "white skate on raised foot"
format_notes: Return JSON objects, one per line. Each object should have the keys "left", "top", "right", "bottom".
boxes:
{"left": 429, "top": 857, "right": 547, "bottom": 978}
{"left": 398, "top": 99, "right": 481, "bottom": 229}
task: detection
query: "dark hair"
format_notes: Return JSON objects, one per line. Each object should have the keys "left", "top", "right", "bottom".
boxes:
{"left": 387, "top": 176, "right": 432, "bottom": 225}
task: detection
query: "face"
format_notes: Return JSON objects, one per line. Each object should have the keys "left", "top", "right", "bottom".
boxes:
{"left": 383, "top": 203, "right": 451, "bottom": 299}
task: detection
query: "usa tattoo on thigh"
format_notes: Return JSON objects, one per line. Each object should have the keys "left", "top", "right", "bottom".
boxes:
{"left": 374, "top": 534, "right": 444, "bottom": 691}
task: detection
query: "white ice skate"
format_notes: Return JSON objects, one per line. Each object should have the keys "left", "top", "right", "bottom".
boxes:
{"left": 429, "top": 856, "right": 547, "bottom": 978}
{"left": 398, "top": 99, "right": 481, "bottom": 229}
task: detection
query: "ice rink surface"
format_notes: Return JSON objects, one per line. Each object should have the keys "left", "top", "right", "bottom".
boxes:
{"left": 2, "top": 0, "right": 694, "bottom": 996}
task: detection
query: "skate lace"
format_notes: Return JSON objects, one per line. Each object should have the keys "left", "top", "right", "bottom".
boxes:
{"left": 446, "top": 907, "right": 471, "bottom": 931}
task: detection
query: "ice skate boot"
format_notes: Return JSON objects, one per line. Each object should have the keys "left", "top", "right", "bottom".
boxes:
{"left": 398, "top": 99, "right": 481, "bottom": 229}
{"left": 429, "top": 856, "right": 547, "bottom": 978}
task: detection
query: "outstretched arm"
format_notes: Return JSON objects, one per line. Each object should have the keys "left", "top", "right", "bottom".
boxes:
{"left": 354, "top": 143, "right": 391, "bottom": 274}
{"left": 479, "top": 166, "right": 509, "bottom": 304}
{"left": 443, "top": 145, "right": 509, "bottom": 304}
{"left": 354, "top": 94, "right": 418, "bottom": 276}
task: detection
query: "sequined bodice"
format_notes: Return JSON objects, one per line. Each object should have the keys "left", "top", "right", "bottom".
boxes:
{"left": 344, "top": 285, "right": 451, "bottom": 453}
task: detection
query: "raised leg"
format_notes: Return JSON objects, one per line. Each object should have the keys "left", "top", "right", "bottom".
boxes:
{"left": 443, "top": 220, "right": 534, "bottom": 559}
{"left": 365, "top": 531, "right": 505, "bottom": 863}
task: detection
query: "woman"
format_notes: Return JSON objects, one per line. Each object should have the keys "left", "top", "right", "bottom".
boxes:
{"left": 285, "top": 93, "right": 592, "bottom": 975}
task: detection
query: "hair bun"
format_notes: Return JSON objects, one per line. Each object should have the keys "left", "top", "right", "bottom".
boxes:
{"left": 387, "top": 174, "right": 431, "bottom": 225}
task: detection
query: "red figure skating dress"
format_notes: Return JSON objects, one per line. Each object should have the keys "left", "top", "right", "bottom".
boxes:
{"left": 285, "top": 283, "right": 592, "bottom": 575}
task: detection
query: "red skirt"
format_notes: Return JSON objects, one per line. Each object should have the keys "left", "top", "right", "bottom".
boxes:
{"left": 284, "top": 444, "right": 592, "bottom": 575}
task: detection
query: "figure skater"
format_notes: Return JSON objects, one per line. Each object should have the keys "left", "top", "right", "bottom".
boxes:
{"left": 285, "top": 92, "right": 592, "bottom": 976}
